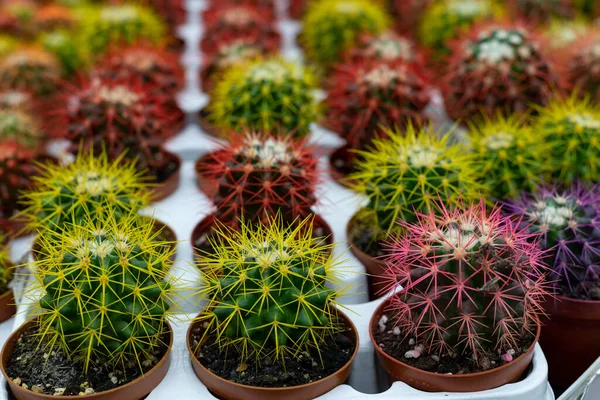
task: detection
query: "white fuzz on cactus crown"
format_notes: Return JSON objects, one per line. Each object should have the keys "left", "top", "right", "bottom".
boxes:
{"left": 243, "top": 137, "right": 292, "bottom": 166}
{"left": 101, "top": 5, "right": 139, "bottom": 22}
{"left": 528, "top": 196, "right": 576, "bottom": 231}
{"left": 482, "top": 131, "right": 514, "bottom": 150}
{"left": 567, "top": 113, "right": 600, "bottom": 129}
{"left": 405, "top": 144, "right": 443, "bottom": 169}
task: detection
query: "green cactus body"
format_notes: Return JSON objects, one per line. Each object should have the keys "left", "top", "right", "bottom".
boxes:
{"left": 536, "top": 96, "right": 600, "bottom": 184}
{"left": 419, "top": 0, "right": 502, "bottom": 59}
{"left": 40, "top": 30, "right": 88, "bottom": 76}
{"left": 302, "top": 0, "right": 389, "bottom": 68}
{"left": 80, "top": 4, "right": 166, "bottom": 56}
{"left": 34, "top": 211, "right": 175, "bottom": 371}
{"left": 348, "top": 125, "right": 484, "bottom": 254}
{"left": 469, "top": 115, "right": 551, "bottom": 200}
{"left": 209, "top": 58, "right": 320, "bottom": 138}
{"left": 22, "top": 151, "right": 150, "bottom": 235}
{"left": 196, "top": 218, "right": 345, "bottom": 360}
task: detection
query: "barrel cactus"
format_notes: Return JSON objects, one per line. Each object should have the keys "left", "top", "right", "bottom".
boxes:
{"left": 565, "top": 29, "right": 600, "bottom": 102}
{"left": 34, "top": 4, "right": 75, "bottom": 32}
{"left": 469, "top": 114, "right": 550, "bottom": 201}
{"left": 0, "top": 108, "right": 44, "bottom": 150}
{"left": 534, "top": 95, "right": 600, "bottom": 184}
{"left": 32, "top": 210, "right": 175, "bottom": 371}
{"left": 419, "top": 0, "right": 503, "bottom": 60}
{"left": 208, "top": 58, "right": 319, "bottom": 138}
{"left": 198, "top": 132, "right": 318, "bottom": 230}
{"left": 344, "top": 31, "right": 425, "bottom": 66}
{"left": 21, "top": 150, "right": 149, "bottom": 234}
{"left": 0, "top": 47, "right": 61, "bottom": 96}
{"left": 325, "top": 59, "right": 430, "bottom": 150}
{"left": 506, "top": 184, "right": 600, "bottom": 300}
{"left": 0, "top": 141, "right": 38, "bottom": 221}
{"left": 508, "top": 0, "right": 575, "bottom": 24}
{"left": 348, "top": 125, "right": 484, "bottom": 256}
{"left": 381, "top": 200, "right": 548, "bottom": 367}
{"left": 0, "top": 36, "right": 18, "bottom": 59}
{"left": 0, "top": 233, "right": 11, "bottom": 295}
{"left": 194, "top": 217, "right": 344, "bottom": 360}
{"left": 302, "top": 0, "right": 389, "bottom": 69}
{"left": 39, "top": 30, "right": 88, "bottom": 76}
{"left": 443, "top": 23, "right": 563, "bottom": 123}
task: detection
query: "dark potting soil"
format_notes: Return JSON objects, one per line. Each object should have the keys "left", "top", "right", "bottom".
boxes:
{"left": 330, "top": 149, "right": 356, "bottom": 179}
{"left": 348, "top": 212, "right": 388, "bottom": 258}
{"left": 560, "top": 281, "right": 600, "bottom": 301}
{"left": 190, "top": 329, "right": 354, "bottom": 388}
{"left": 153, "top": 158, "right": 179, "bottom": 184}
{"left": 373, "top": 315, "right": 536, "bottom": 375}
{"left": 6, "top": 326, "right": 168, "bottom": 396}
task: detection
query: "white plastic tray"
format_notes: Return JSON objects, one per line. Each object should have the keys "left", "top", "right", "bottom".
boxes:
{"left": 0, "top": 0, "right": 554, "bottom": 399}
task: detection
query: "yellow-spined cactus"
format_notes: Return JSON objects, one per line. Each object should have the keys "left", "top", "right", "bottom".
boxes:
{"left": 469, "top": 114, "right": 551, "bottom": 201}
{"left": 0, "top": 233, "right": 12, "bottom": 295}
{"left": 302, "top": 0, "right": 389, "bottom": 68}
{"left": 208, "top": 57, "right": 320, "bottom": 138}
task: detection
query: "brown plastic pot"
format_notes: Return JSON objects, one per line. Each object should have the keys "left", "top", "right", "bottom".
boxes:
{"left": 186, "top": 307, "right": 359, "bottom": 400}
{"left": 328, "top": 145, "right": 358, "bottom": 189}
{"left": 539, "top": 295, "right": 600, "bottom": 391}
{"left": 197, "top": 108, "right": 223, "bottom": 138}
{"left": 194, "top": 152, "right": 219, "bottom": 199}
{"left": 346, "top": 212, "right": 388, "bottom": 300}
{"left": 0, "top": 261, "right": 16, "bottom": 323}
{"left": 191, "top": 213, "right": 334, "bottom": 261}
{"left": 149, "top": 150, "right": 181, "bottom": 202}
{"left": 1, "top": 318, "right": 173, "bottom": 400}
{"left": 370, "top": 297, "right": 540, "bottom": 392}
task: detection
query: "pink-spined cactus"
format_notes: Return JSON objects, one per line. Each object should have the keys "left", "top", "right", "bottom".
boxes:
{"left": 506, "top": 184, "right": 600, "bottom": 300}
{"left": 381, "top": 200, "right": 548, "bottom": 367}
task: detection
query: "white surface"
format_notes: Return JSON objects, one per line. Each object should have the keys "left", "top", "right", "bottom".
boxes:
{"left": 0, "top": 0, "right": 554, "bottom": 399}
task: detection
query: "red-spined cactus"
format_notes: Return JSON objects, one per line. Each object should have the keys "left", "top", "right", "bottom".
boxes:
{"left": 289, "top": 0, "right": 308, "bottom": 19}
{"left": 94, "top": 44, "right": 184, "bottom": 97}
{"left": 0, "top": 47, "right": 61, "bottom": 97}
{"left": 49, "top": 78, "right": 178, "bottom": 178}
{"left": 206, "top": 0, "right": 276, "bottom": 21}
{"left": 200, "top": 39, "right": 268, "bottom": 93}
{"left": 565, "top": 29, "right": 600, "bottom": 103}
{"left": 387, "top": 0, "right": 432, "bottom": 34}
{"left": 198, "top": 132, "right": 318, "bottom": 230}
{"left": 380, "top": 200, "right": 548, "bottom": 368}
{"left": 345, "top": 31, "right": 426, "bottom": 67}
{"left": 0, "top": 141, "right": 38, "bottom": 221}
{"left": 443, "top": 23, "right": 563, "bottom": 123}
{"left": 325, "top": 60, "right": 430, "bottom": 150}
{"left": 201, "top": 3, "right": 280, "bottom": 55}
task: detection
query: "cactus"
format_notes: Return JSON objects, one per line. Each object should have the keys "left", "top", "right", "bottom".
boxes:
{"left": 325, "top": 60, "right": 430, "bottom": 150}
{"left": 39, "top": 30, "right": 88, "bottom": 76}
{"left": 201, "top": 3, "right": 280, "bottom": 55}
{"left": 79, "top": 4, "right": 167, "bottom": 56}
{"left": 443, "top": 23, "right": 563, "bottom": 124}
{"left": 0, "top": 108, "right": 44, "bottom": 150}
{"left": 302, "top": 0, "right": 389, "bottom": 69}
{"left": 32, "top": 209, "right": 175, "bottom": 371}
{"left": 0, "top": 0, "right": 36, "bottom": 37}
{"left": 348, "top": 125, "right": 484, "bottom": 256}
{"left": 0, "top": 36, "right": 18, "bottom": 59}
{"left": 34, "top": 4, "right": 75, "bottom": 31}
{"left": 21, "top": 150, "right": 150, "bottom": 235}
{"left": 381, "top": 200, "right": 548, "bottom": 367}
{"left": 534, "top": 95, "right": 600, "bottom": 184}
{"left": 206, "top": 0, "right": 276, "bottom": 21}
{"left": 0, "top": 141, "right": 38, "bottom": 221}
{"left": 506, "top": 185, "right": 600, "bottom": 300}
{"left": 208, "top": 58, "right": 320, "bottom": 138}
{"left": 344, "top": 31, "right": 425, "bottom": 66}
{"left": 387, "top": 0, "right": 432, "bottom": 34}
{"left": 468, "top": 114, "right": 550, "bottom": 201}
{"left": 0, "top": 91, "right": 32, "bottom": 112}
{"left": 418, "top": 0, "right": 503, "bottom": 60}
{"left": 0, "top": 47, "right": 61, "bottom": 96}
{"left": 0, "top": 232, "right": 12, "bottom": 295}
{"left": 201, "top": 39, "right": 271, "bottom": 93}
{"left": 508, "top": 0, "right": 575, "bottom": 24}
{"left": 565, "top": 29, "right": 600, "bottom": 102}
{"left": 542, "top": 19, "right": 590, "bottom": 51}
{"left": 94, "top": 45, "right": 183, "bottom": 97}
{"left": 198, "top": 132, "right": 318, "bottom": 230}
{"left": 194, "top": 217, "right": 345, "bottom": 360}
{"left": 50, "top": 77, "right": 178, "bottom": 160}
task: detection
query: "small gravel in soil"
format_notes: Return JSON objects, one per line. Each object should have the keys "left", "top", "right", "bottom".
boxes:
{"left": 190, "top": 328, "right": 355, "bottom": 388}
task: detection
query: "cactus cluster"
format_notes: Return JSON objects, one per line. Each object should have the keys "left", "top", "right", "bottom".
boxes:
{"left": 565, "top": 30, "right": 600, "bottom": 102}
{"left": 507, "top": 185, "right": 600, "bottom": 300}
{"left": 198, "top": 133, "right": 318, "bottom": 230}
{"left": 200, "top": 3, "right": 280, "bottom": 55}
{"left": 0, "top": 47, "right": 61, "bottom": 96}
{"left": 21, "top": 151, "right": 150, "bottom": 235}
{"left": 534, "top": 96, "right": 600, "bottom": 184}
{"left": 32, "top": 210, "right": 176, "bottom": 371}
{"left": 0, "top": 141, "right": 38, "bottom": 221}
{"left": 325, "top": 60, "right": 430, "bottom": 150}
{"left": 469, "top": 114, "right": 550, "bottom": 201}
{"left": 443, "top": 23, "right": 562, "bottom": 123}
{"left": 195, "top": 217, "right": 345, "bottom": 360}
{"left": 0, "top": 108, "right": 44, "bottom": 150}
{"left": 345, "top": 31, "right": 425, "bottom": 66}
{"left": 381, "top": 201, "right": 548, "bottom": 366}
{"left": 208, "top": 58, "right": 320, "bottom": 138}
{"left": 79, "top": 4, "right": 167, "bottom": 56}
{"left": 348, "top": 125, "right": 483, "bottom": 256}
{"left": 302, "top": 0, "right": 389, "bottom": 69}
{"left": 419, "top": 0, "right": 502, "bottom": 60}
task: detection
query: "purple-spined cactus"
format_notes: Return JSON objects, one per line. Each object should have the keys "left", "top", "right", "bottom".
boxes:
{"left": 507, "top": 184, "right": 600, "bottom": 300}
